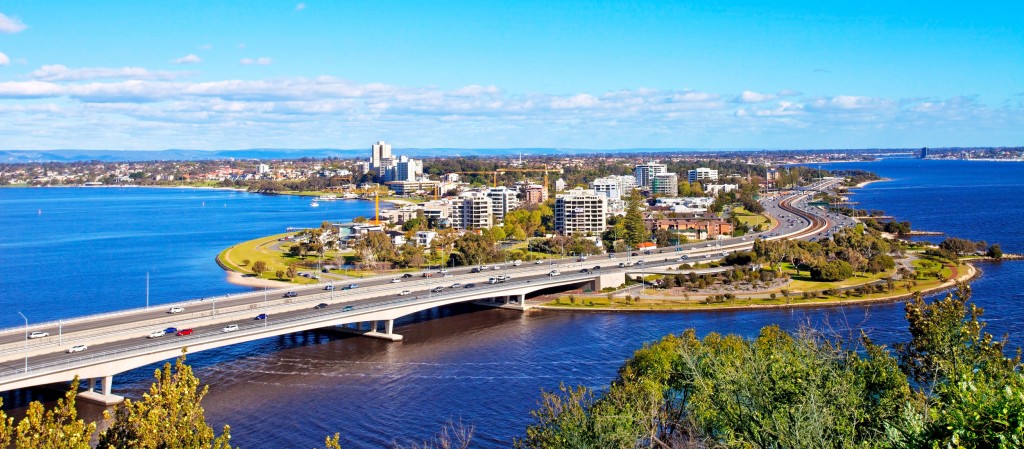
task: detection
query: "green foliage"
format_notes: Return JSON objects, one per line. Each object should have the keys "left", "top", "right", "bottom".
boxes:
{"left": 12, "top": 378, "right": 95, "bottom": 449}
{"left": 811, "top": 259, "right": 854, "bottom": 282}
{"left": 98, "top": 354, "right": 233, "bottom": 449}
{"left": 939, "top": 237, "right": 986, "bottom": 257}
{"left": 622, "top": 190, "right": 648, "bottom": 248}
{"left": 987, "top": 243, "right": 1003, "bottom": 259}
{"left": 250, "top": 260, "right": 268, "bottom": 276}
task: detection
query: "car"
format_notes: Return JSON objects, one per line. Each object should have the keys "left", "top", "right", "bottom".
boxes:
{"left": 347, "top": 284, "right": 359, "bottom": 289}
{"left": 512, "top": 260, "right": 522, "bottom": 266}
{"left": 576, "top": 257, "right": 586, "bottom": 262}
{"left": 311, "top": 275, "right": 320, "bottom": 280}
{"left": 176, "top": 328, "right": 193, "bottom": 336}
{"left": 402, "top": 273, "right": 414, "bottom": 278}
{"left": 443, "top": 273, "right": 452, "bottom": 277}
{"left": 283, "top": 291, "right": 298, "bottom": 298}
{"left": 163, "top": 327, "right": 178, "bottom": 335}
{"left": 479, "top": 265, "right": 488, "bottom": 270}
{"left": 535, "top": 260, "right": 545, "bottom": 264}
{"left": 618, "top": 262, "right": 626, "bottom": 267}
{"left": 464, "top": 283, "right": 476, "bottom": 288}
{"left": 431, "top": 286, "right": 444, "bottom": 293}
{"left": 675, "top": 257, "right": 685, "bottom": 262}
{"left": 399, "top": 290, "right": 412, "bottom": 296}
{"left": 637, "top": 260, "right": 646, "bottom": 265}
{"left": 315, "top": 303, "right": 328, "bottom": 309}
{"left": 391, "top": 278, "right": 401, "bottom": 283}
{"left": 324, "top": 285, "right": 335, "bottom": 290}
{"left": 631, "top": 252, "right": 639, "bottom": 256}
{"left": 592, "top": 265, "right": 602, "bottom": 270}
{"left": 422, "top": 273, "right": 433, "bottom": 277}
{"left": 321, "top": 268, "right": 329, "bottom": 273}
{"left": 488, "top": 277, "right": 498, "bottom": 284}
{"left": 548, "top": 270, "right": 560, "bottom": 276}
{"left": 721, "top": 251, "right": 729, "bottom": 256}
{"left": 450, "top": 283, "right": 462, "bottom": 288}
{"left": 439, "top": 269, "right": 449, "bottom": 274}
{"left": 28, "top": 331, "right": 49, "bottom": 339}
{"left": 300, "top": 273, "right": 310, "bottom": 277}
{"left": 643, "top": 250, "right": 652, "bottom": 255}
{"left": 148, "top": 330, "right": 166, "bottom": 338}
{"left": 492, "top": 266, "right": 501, "bottom": 270}
{"left": 67, "top": 344, "right": 87, "bottom": 353}
{"left": 168, "top": 307, "right": 185, "bottom": 314}
{"left": 222, "top": 324, "right": 239, "bottom": 333}
{"left": 579, "top": 268, "right": 590, "bottom": 273}
{"left": 254, "top": 314, "right": 268, "bottom": 320}
{"left": 342, "top": 305, "right": 354, "bottom": 311}
{"left": 608, "top": 253, "right": 616, "bottom": 258}
{"left": 470, "top": 267, "right": 482, "bottom": 273}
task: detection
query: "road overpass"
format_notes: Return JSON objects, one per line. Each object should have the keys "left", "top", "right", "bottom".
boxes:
{"left": 0, "top": 180, "right": 844, "bottom": 403}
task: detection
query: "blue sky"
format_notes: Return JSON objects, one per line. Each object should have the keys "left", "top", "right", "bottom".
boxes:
{"left": 0, "top": 1, "right": 1021, "bottom": 150}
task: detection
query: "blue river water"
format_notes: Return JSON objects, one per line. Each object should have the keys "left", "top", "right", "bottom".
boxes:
{"left": 1, "top": 158, "right": 1023, "bottom": 448}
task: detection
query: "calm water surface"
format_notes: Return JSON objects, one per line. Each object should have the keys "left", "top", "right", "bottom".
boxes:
{"left": 1, "top": 159, "right": 1022, "bottom": 448}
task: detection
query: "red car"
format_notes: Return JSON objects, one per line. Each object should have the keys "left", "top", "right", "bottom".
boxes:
{"left": 176, "top": 328, "right": 193, "bottom": 336}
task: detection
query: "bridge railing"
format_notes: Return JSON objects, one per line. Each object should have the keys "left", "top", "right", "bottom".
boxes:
{"left": 0, "top": 269, "right": 606, "bottom": 386}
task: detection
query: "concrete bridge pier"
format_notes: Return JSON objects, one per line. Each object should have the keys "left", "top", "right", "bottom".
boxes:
{"left": 337, "top": 319, "right": 403, "bottom": 342}
{"left": 78, "top": 375, "right": 124, "bottom": 406}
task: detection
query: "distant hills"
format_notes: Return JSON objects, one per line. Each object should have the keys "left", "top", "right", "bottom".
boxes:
{"left": 0, "top": 147, "right": 739, "bottom": 163}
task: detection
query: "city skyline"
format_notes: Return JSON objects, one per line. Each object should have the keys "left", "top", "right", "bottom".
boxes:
{"left": 0, "top": 1, "right": 1021, "bottom": 150}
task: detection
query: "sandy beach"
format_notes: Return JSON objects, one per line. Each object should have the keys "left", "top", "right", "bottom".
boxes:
{"left": 224, "top": 271, "right": 294, "bottom": 289}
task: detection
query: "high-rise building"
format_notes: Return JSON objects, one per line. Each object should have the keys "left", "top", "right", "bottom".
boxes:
{"left": 687, "top": 168, "right": 718, "bottom": 182}
{"left": 522, "top": 184, "right": 547, "bottom": 204}
{"left": 554, "top": 178, "right": 567, "bottom": 192}
{"left": 370, "top": 141, "right": 392, "bottom": 171}
{"left": 590, "top": 176, "right": 622, "bottom": 200}
{"left": 393, "top": 155, "right": 422, "bottom": 182}
{"left": 651, "top": 173, "right": 679, "bottom": 196}
{"left": 486, "top": 187, "right": 519, "bottom": 223}
{"left": 555, "top": 188, "right": 607, "bottom": 236}
{"left": 450, "top": 191, "right": 492, "bottom": 230}
{"left": 634, "top": 161, "right": 667, "bottom": 187}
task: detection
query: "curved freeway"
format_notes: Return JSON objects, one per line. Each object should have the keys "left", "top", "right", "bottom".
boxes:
{"left": 0, "top": 178, "right": 846, "bottom": 393}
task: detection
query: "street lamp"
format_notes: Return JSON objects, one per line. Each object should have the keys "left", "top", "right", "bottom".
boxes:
{"left": 17, "top": 311, "right": 27, "bottom": 373}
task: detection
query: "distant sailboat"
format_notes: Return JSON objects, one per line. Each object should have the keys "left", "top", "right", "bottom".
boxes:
{"left": 310, "top": 200, "right": 320, "bottom": 208}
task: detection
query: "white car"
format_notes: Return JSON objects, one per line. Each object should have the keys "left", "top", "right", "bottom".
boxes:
{"left": 492, "top": 266, "right": 501, "bottom": 270}
{"left": 548, "top": 270, "right": 560, "bottom": 276}
{"left": 450, "top": 283, "right": 462, "bottom": 288}
{"left": 222, "top": 324, "right": 239, "bottom": 333}
{"left": 67, "top": 344, "right": 87, "bottom": 353}
{"left": 399, "top": 290, "right": 412, "bottom": 296}
{"left": 28, "top": 331, "right": 49, "bottom": 339}
{"left": 168, "top": 307, "right": 184, "bottom": 314}
{"left": 148, "top": 330, "right": 165, "bottom": 338}
{"left": 391, "top": 278, "right": 401, "bottom": 283}
{"left": 535, "top": 260, "right": 544, "bottom": 264}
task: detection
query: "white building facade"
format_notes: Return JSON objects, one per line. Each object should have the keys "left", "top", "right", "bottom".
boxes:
{"left": 555, "top": 188, "right": 608, "bottom": 236}
{"left": 687, "top": 168, "right": 719, "bottom": 182}
{"left": 634, "top": 161, "right": 668, "bottom": 187}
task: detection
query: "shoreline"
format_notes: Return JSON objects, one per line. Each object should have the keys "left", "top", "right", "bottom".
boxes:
{"left": 853, "top": 177, "right": 891, "bottom": 188}
{"left": 224, "top": 270, "right": 294, "bottom": 289}
{"left": 533, "top": 263, "right": 979, "bottom": 313}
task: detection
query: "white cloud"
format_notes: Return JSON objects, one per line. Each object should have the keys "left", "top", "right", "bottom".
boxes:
{"left": 737, "top": 90, "right": 776, "bottom": 103}
{"left": 295, "top": 3, "right": 307, "bottom": 11}
{"left": 30, "top": 64, "right": 192, "bottom": 81}
{"left": 172, "top": 54, "right": 202, "bottom": 64}
{"left": 239, "top": 57, "right": 272, "bottom": 65}
{"left": 0, "top": 51, "right": 9, "bottom": 66}
{"left": 0, "top": 13, "right": 28, "bottom": 34}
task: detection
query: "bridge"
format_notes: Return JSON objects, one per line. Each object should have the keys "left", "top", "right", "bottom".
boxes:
{"left": 0, "top": 179, "right": 845, "bottom": 404}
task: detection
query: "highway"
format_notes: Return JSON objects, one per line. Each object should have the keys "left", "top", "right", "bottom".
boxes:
{"left": 0, "top": 178, "right": 847, "bottom": 391}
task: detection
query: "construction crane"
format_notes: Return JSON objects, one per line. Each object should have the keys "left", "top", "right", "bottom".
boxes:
{"left": 453, "top": 171, "right": 499, "bottom": 187}
{"left": 497, "top": 164, "right": 563, "bottom": 192}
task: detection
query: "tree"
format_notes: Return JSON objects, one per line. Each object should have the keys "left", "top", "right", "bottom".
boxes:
{"left": 97, "top": 354, "right": 233, "bottom": 449}
{"left": 622, "top": 190, "right": 647, "bottom": 248}
{"left": 810, "top": 260, "right": 854, "bottom": 282}
{"left": 250, "top": 260, "right": 268, "bottom": 277}
{"left": 10, "top": 378, "right": 94, "bottom": 449}
{"left": 285, "top": 266, "right": 297, "bottom": 279}
{"left": 275, "top": 269, "right": 285, "bottom": 280}
{"left": 986, "top": 243, "right": 1003, "bottom": 259}
{"left": 454, "top": 232, "right": 497, "bottom": 266}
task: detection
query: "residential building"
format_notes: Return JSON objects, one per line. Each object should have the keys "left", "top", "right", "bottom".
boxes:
{"left": 394, "top": 155, "right": 423, "bottom": 182}
{"left": 687, "top": 168, "right": 719, "bottom": 182}
{"left": 651, "top": 173, "right": 679, "bottom": 196}
{"left": 256, "top": 163, "right": 270, "bottom": 174}
{"left": 590, "top": 176, "right": 622, "bottom": 200}
{"left": 415, "top": 231, "right": 437, "bottom": 247}
{"left": 634, "top": 161, "right": 667, "bottom": 187}
{"left": 420, "top": 200, "right": 452, "bottom": 225}
{"left": 450, "top": 191, "right": 492, "bottom": 230}
{"left": 555, "top": 188, "right": 607, "bottom": 235}
{"left": 486, "top": 186, "right": 519, "bottom": 223}
{"left": 370, "top": 140, "right": 392, "bottom": 171}
{"left": 554, "top": 178, "right": 567, "bottom": 192}
{"left": 646, "top": 217, "right": 734, "bottom": 239}
{"left": 704, "top": 184, "right": 738, "bottom": 196}
{"left": 522, "top": 184, "right": 548, "bottom": 204}
{"left": 385, "top": 180, "right": 438, "bottom": 196}
{"left": 766, "top": 168, "right": 780, "bottom": 185}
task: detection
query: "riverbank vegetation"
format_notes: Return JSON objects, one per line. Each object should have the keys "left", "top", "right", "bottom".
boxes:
{"left": 4, "top": 283, "right": 1018, "bottom": 448}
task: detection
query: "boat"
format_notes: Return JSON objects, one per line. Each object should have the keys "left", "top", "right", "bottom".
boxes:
{"left": 342, "top": 193, "right": 358, "bottom": 199}
{"left": 317, "top": 194, "right": 340, "bottom": 201}
{"left": 310, "top": 200, "right": 320, "bottom": 208}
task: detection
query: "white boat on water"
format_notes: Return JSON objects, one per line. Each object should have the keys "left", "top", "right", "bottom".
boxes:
{"left": 342, "top": 193, "right": 358, "bottom": 199}
{"left": 310, "top": 200, "right": 320, "bottom": 208}
{"left": 317, "top": 194, "right": 340, "bottom": 201}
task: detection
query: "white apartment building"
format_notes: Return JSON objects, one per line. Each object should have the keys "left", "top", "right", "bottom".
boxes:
{"left": 450, "top": 191, "right": 492, "bottom": 230}
{"left": 555, "top": 188, "right": 608, "bottom": 236}
{"left": 394, "top": 155, "right": 423, "bottom": 182}
{"left": 705, "top": 183, "right": 739, "bottom": 196}
{"left": 687, "top": 167, "right": 719, "bottom": 182}
{"left": 634, "top": 161, "right": 668, "bottom": 187}
{"left": 651, "top": 172, "right": 679, "bottom": 196}
{"left": 590, "top": 176, "right": 622, "bottom": 200}
{"left": 415, "top": 231, "right": 437, "bottom": 247}
{"left": 486, "top": 186, "right": 519, "bottom": 223}
{"left": 370, "top": 141, "right": 392, "bottom": 171}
